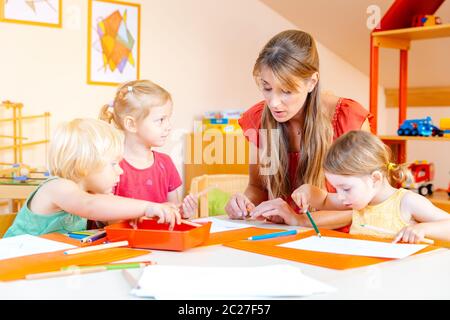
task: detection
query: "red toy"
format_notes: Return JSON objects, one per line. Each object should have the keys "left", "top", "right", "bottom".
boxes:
{"left": 402, "top": 161, "right": 435, "bottom": 196}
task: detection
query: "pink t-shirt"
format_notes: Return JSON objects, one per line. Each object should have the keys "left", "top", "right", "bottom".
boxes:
{"left": 114, "top": 151, "right": 182, "bottom": 203}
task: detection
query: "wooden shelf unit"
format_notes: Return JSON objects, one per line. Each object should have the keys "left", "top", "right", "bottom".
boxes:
{"left": 373, "top": 23, "right": 450, "bottom": 43}
{"left": 369, "top": 3, "right": 450, "bottom": 213}
{"left": 379, "top": 135, "right": 450, "bottom": 142}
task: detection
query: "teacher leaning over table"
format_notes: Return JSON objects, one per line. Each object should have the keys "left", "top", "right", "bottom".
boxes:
{"left": 225, "top": 30, "right": 372, "bottom": 232}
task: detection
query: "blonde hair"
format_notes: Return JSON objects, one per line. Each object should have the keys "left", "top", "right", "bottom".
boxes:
{"left": 323, "top": 130, "right": 408, "bottom": 184}
{"left": 99, "top": 79, "right": 172, "bottom": 130}
{"left": 48, "top": 118, "right": 124, "bottom": 182}
{"left": 254, "top": 30, "right": 332, "bottom": 198}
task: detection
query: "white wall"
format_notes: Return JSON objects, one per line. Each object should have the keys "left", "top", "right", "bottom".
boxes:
{"left": 1, "top": 0, "right": 384, "bottom": 189}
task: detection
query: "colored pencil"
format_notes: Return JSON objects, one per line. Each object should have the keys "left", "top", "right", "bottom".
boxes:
{"left": 26, "top": 261, "right": 155, "bottom": 280}
{"left": 305, "top": 209, "right": 322, "bottom": 238}
{"left": 68, "top": 233, "right": 87, "bottom": 240}
{"left": 61, "top": 261, "right": 156, "bottom": 271}
{"left": 180, "top": 219, "right": 202, "bottom": 227}
{"left": 193, "top": 185, "right": 218, "bottom": 198}
{"left": 247, "top": 229, "right": 299, "bottom": 241}
{"left": 63, "top": 240, "right": 129, "bottom": 255}
{"left": 69, "top": 231, "right": 96, "bottom": 236}
{"left": 81, "top": 230, "right": 107, "bottom": 243}
{"left": 26, "top": 266, "right": 106, "bottom": 280}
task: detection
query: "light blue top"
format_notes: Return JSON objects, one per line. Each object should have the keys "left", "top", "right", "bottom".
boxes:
{"left": 4, "top": 177, "right": 87, "bottom": 237}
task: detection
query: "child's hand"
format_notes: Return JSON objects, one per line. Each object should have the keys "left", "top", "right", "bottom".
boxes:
{"left": 145, "top": 202, "right": 181, "bottom": 231}
{"left": 180, "top": 194, "right": 198, "bottom": 219}
{"left": 393, "top": 224, "right": 428, "bottom": 244}
{"left": 291, "top": 184, "right": 313, "bottom": 212}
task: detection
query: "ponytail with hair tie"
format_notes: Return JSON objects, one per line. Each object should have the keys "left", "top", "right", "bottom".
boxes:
{"left": 387, "top": 162, "right": 397, "bottom": 171}
{"left": 387, "top": 162, "right": 409, "bottom": 184}
{"left": 99, "top": 101, "right": 115, "bottom": 124}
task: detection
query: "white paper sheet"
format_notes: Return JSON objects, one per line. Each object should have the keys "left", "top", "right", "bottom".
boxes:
{"left": 193, "top": 217, "right": 251, "bottom": 233}
{"left": 278, "top": 236, "right": 427, "bottom": 259}
{"left": 0, "top": 234, "right": 76, "bottom": 261}
{"left": 131, "top": 264, "right": 335, "bottom": 299}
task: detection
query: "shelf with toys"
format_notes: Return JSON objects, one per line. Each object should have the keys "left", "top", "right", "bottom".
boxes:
{"left": 372, "top": 23, "right": 450, "bottom": 44}
{"left": 369, "top": 0, "right": 450, "bottom": 212}
{"left": 184, "top": 109, "right": 250, "bottom": 193}
{"left": 380, "top": 135, "right": 450, "bottom": 142}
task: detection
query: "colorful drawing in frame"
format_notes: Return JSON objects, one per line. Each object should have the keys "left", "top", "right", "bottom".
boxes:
{"left": 87, "top": 0, "right": 140, "bottom": 86}
{"left": 0, "top": 0, "right": 62, "bottom": 28}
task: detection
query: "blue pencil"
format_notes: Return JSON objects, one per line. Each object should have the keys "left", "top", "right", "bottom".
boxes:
{"left": 247, "top": 229, "right": 299, "bottom": 241}
{"left": 67, "top": 233, "right": 87, "bottom": 240}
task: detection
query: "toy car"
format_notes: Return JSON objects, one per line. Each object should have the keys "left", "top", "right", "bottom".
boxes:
{"left": 402, "top": 161, "right": 434, "bottom": 196}
{"left": 397, "top": 117, "right": 446, "bottom": 137}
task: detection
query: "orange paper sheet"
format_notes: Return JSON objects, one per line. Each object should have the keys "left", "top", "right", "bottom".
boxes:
{"left": 0, "top": 233, "right": 150, "bottom": 281}
{"left": 224, "top": 229, "right": 441, "bottom": 270}
{"left": 204, "top": 227, "right": 285, "bottom": 246}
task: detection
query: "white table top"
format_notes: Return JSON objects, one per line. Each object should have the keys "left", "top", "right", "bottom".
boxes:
{"left": 1, "top": 216, "right": 449, "bottom": 300}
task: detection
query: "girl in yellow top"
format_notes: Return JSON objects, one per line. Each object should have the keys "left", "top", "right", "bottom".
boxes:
{"left": 290, "top": 130, "right": 450, "bottom": 244}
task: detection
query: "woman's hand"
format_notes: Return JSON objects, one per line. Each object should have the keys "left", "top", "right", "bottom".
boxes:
{"left": 225, "top": 193, "right": 256, "bottom": 220}
{"left": 250, "top": 198, "right": 300, "bottom": 225}
{"left": 179, "top": 194, "right": 198, "bottom": 219}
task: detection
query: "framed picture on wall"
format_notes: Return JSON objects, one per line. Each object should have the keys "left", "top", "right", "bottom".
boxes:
{"left": 87, "top": 0, "right": 140, "bottom": 86}
{"left": 0, "top": 0, "right": 62, "bottom": 28}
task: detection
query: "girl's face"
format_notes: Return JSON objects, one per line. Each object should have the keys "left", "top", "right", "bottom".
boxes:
{"left": 137, "top": 101, "right": 173, "bottom": 147}
{"left": 82, "top": 158, "right": 123, "bottom": 194}
{"left": 325, "top": 172, "right": 378, "bottom": 210}
{"left": 258, "top": 65, "right": 317, "bottom": 123}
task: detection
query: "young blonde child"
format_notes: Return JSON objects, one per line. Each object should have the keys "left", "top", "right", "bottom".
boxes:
{"left": 99, "top": 80, "right": 197, "bottom": 218}
{"left": 291, "top": 130, "right": 450, "bottom": 244}
{"left": 4, "top": 119, "right": 180, "bottom": 237}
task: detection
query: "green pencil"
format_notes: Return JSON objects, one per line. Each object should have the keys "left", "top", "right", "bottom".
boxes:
{"left": 26, "top": 262, "right": 156, "bottom": 280}
{"left": 305, "top": 209, "right": 322, "bottom": 238}
{"left": 61, "top": 261, "right": 156, "bottom": 271}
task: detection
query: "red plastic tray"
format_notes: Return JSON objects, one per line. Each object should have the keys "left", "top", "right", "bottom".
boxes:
{"left": 105, "top": 219, "right": 212, "bottom": 251}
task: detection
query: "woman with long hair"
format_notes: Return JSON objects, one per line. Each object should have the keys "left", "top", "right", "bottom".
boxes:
{"left": 225, "top": 30, "right": 372, "bottom": 230}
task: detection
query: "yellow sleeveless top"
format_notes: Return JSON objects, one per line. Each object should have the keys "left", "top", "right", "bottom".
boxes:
{"left": 350, "top": 188, "right": 411, "bottom": 239}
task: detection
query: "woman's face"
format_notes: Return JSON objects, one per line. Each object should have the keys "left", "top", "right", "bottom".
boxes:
{"left": 258, "top": 65, "right": 318, "bottom": 123}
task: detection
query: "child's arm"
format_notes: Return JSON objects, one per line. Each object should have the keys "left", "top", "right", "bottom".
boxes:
{"left": 291, "top": 184, "right": 348, "bottom": 211}
{"left": 393, "top": 192, "right": 450, "bottom": 243}
{"left": 308, "top": 210, "right": 353, "bottom": 229}
{"left": 168, "top": 187, "right": 198, "bottom": 219}
{"left": 48, "top": 179, "right": 181, "bottom": 228}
